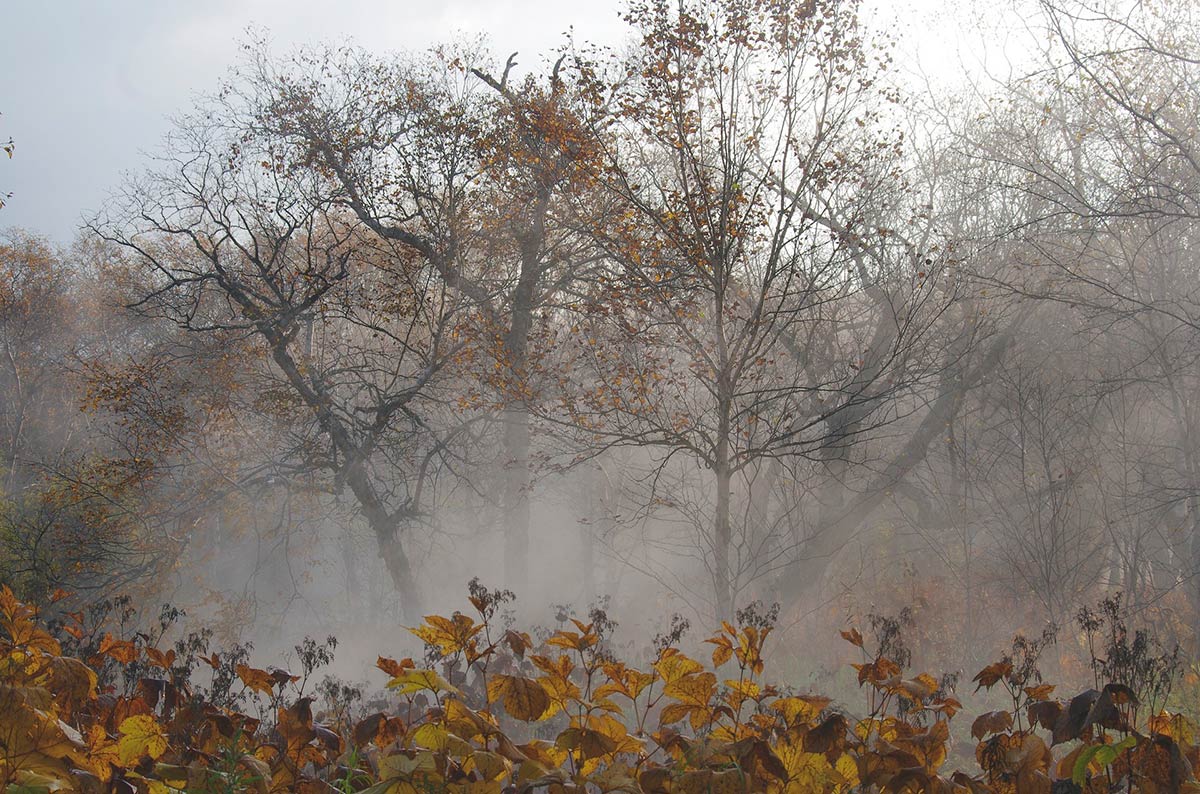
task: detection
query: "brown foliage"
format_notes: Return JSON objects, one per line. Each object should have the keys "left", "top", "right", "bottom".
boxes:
{"left": 3, "top": 583, "right": 1199, "bottom": 793}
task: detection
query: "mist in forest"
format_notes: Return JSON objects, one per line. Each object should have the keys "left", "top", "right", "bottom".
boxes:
{"left": 2, "top": 0, "right": 1199, "bottom": 699}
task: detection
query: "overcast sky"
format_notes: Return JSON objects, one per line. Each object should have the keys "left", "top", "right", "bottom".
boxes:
{"left": 1, "top": 0, "right": 1006, "bottom": 245}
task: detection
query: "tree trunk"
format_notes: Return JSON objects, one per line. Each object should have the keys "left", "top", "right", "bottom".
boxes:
{"left": 501, "top": 222, "right": 540, "bottom": 591}
{"left": 713, "top": 460, "right": 734, "bottom": 622}
{"left": 502, "top": 406, "right": 532, "bottom": 591}
{"left": 779, "top": 311, "right": 1021, "bottom": 600}
{"left": 265, "top": 334, "right": 425, "bottom": 622}
{"left": 377, "top": 525, "right": 422, "bottom": 623}
{"left": 581, "top": 464, "right": 605, "bottom": 603}
{"left": 713, "top": 367, "right": 734, "bottom": 621}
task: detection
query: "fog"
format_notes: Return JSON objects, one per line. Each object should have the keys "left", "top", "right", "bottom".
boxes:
{"left": 3, "top": 0, "right": 1200, "bottom": 708}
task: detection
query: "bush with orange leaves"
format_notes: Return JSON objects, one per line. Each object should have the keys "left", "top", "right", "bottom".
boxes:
{"left": 2, "top": 582, "right": 1199, "bottom": 794}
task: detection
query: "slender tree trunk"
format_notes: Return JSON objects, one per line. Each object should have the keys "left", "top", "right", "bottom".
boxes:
{"left": 501, "top": 229, "right": 540, "bottom": 591}
{"left": 347, "top": 467, "right": 424, "bottom": 621}
{"left": 711, "top": 263, "right": 735, "bottom": 622}
{"left": 341, "top": 523, "right": 358, "bottom": 615}
{"left": 1186, "top": 478, "right": 1200, "bottom": 644}
{"left": 1180, "top": 432, "right": 1200, "bottom": 645}
{"left": 779, "top": 313, "right": 1020, "bottom": 600}
{"left": 714, "top": 460, "right": 734, "bottom": 622}
{"left": 581, "top": 464, "right": 604, "bottom": 603}
{"left": 502, "top": 406, "right": 532, "bottom": 591}
{"left": 265, "top": 335, "right": 424, "bottom": 621}
{"left": 1160, "top": 366, "right": 1200, "bottom": 643}
{"left": 713, "top": 369, "right": 734, "bottom": 621}
{"left": 805, "top": 448, "right": 852, "bottom": 586}
{"left": 377, "top": 526, "right": 422, "bottom": 623}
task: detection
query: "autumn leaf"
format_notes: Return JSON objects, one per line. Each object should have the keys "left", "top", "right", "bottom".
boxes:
{"left": 468, "top": 750, "right": 510, "bottom": 782}
{"left": 354, "top": 712, "right": 407, "bottom": 748}
{"left": 117, "top": 715, "right": 168, "bottom": 766}
{"left": 487, "top": 674, "right": 550, "bottom": 721}
{"left": 1027, "top": 700, "right": 1062, "bottom": 732}
{"left": 98, "top": 633, "right": 139, "bottom": 665}
{"left": 555, "top": 727, "right": 617, "bottom": 761}
{"left": 1023, "top": 683, "right": 1055, "bottom": 702}
{"left": 409, "top": 613, "right": 483, "bottom": 657}
{"left": 972, "top": 660, "right": 1013, "bottom": 691}
{"left": 236, "top": 664, "right": 277, "bottom": 698}
{"left": 970, "top": 710, "right": 1013, "bottom": 740}
{"left": 411, "top": 723, "right": 472, "bottom": 755}
{"left": 804, "top": 713, "right": 849, "bottom": 760}
{"left": 144, "top": 647, "right": 176, "bottom": 670}
{"left": 387, "top": 668, "right": 461, "bottom": 696}
{"left": 706, "top": 634, "right": 734, "bottom": 668}
{"left": 772, "top": 695, "right": 829, "bottom": 727}
{"left": 839, "top": 627, "right": 864, "bottom": 648}
{"left": 663, "top": 671, "right": 715, "bottom": 707}
{"left": 503, "top": 630, "right": 532, "bottom": 658}
{"left": 376, "top": 656, "right": 415, "bottom": 678}
{"left": 83, "top": 724, "right": 122, "bottom": 782}
{"left": 546, "top": 629, "right": 597, "bottom": 652}
{"left": 654, "top": 650, "right": 703, "bottom": 685}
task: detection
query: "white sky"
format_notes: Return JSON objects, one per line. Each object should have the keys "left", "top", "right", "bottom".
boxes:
{"left": 0, "top": 0, "right": 1023, "bottom": 244}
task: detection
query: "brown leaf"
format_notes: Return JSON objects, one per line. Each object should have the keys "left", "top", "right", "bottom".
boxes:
{"left": 840, "top": 628, "right": 864, "bottom": 648}
{"left": 638, "top": 767, "right": 671, "bottom": 794}
{"left": 949, "top": 771, "right": 993, "bottom": 794}
{"left": 972, "top": 661, "right": 1013, "bottom": 692}
{"left": 555, "top": 727, "right": 616, "bottom": 761}
{"left": 487, "top": 674, "right": 551, "bottom": 721}
{"left": 143, "top": 647, "right": 176, "bottom": 670}
{"left": 377, "top": 656, "right": 415, "bottom": 678}
{"left": 1023, "top": 684, "right": 1055, "bottom": 702}
{"left": 1053, "top": 689, "right": 1100, "bottom": 745}
{"left": 1027, "top": 700, "right": 1062, "bottom": 733}
{"left": 236, "top": 664, "right": 277, "bottom": 698}
{"left": 971, "top": 710, "right": 1013, "bottom": 740}
{"left": 353, "top": 712, "right": 386, "bottom": 747}
{"left": 804, "top": 713, "right": 849, "bottom": 761}
{"left": 98, "top": 633, "right": 139, "bottom": 665}
{"left": 503, "top": 630, "right": 532, "bottom": 659}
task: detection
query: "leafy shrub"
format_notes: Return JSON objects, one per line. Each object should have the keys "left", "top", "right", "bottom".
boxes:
{"left": 1, "top": 583, "right": 1198, "bottom": 793}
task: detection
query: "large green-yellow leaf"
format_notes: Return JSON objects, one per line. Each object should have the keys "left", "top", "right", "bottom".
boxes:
{"left": 117, "top": 715, "right": 167, "bottom": 766}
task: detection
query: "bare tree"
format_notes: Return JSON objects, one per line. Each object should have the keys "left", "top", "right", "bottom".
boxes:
{"left": 96, "top": 95, "right": 470, "bottom": 618}
{"left": 539, "top": 0, "right": 963, "bottom": 620}
{"left": 240, "top": 41, "right": 608, "bottom": 591}
{"left": 951, "top": 0, "right": 1200, "bottom": 630}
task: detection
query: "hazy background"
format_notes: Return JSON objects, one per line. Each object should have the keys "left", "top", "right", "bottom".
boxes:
{"left": 1, "top": 0, "right": 998, "bottom": 244}
{"left": 6, "top": 0, "right": 1176, "bottom": 699}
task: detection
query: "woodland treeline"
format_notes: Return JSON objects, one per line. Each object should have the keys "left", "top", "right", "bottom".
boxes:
{"left": 1, "top": 0, "right": 1199, "bottom": 664}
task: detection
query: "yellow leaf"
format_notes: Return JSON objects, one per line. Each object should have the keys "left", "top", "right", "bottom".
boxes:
{"left": 236, "top": 664, "right": 276, "bottom": 698}
{"left": 487, "top": 675, "right": 550, "bottom": 721}
{"left": 378, "top": 750, "right": 438, "bottom": 779}
{"left": 387, "top": 669, "right": 461, "bottom": 696}
{"left": 654, "top": 651, "right": 703, "bottom": 684}
{"left": 411, "top": 723, "right": 472, "bottom": 755}
{"left": 772, "top": 696, "right": 828, "bottom": 727}
{"left": 468, "top": 751, "right": 510, "bottom": 781}
{"left": 117, "top": 715, "right": 167, "bottom": 766}
{"left": 663, "top": 672, "right": 715, "bottom": 707}
{"left": 409, "top": 614, "right": 483, "bottom": 657}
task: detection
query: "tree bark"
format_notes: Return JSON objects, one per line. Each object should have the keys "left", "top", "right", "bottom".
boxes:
{"left": 713, "top": 365, "right": 734, "bottom": 621}
{"left": 502, "top": 406, "right": 532, "bottom": 591}
{"left": 713, "top": 460, "right": 734, "bottom": 622}
{"left": 377, "top": 524, "right": 423, "bottom": 623}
